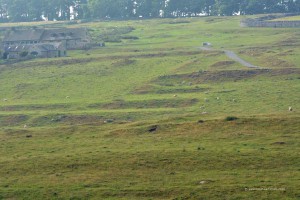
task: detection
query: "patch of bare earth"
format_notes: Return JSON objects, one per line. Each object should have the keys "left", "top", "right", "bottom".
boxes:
{"left": 6, "top": 51, "right": 202, "bottom": 68}
{"left": 265, "top": 57, "right": 295, "bottom": 68}
{"left": 89, "top": 98, "right": 199, "bottom": 109}
{"left": 0, "top": 104, "right": 70, "bottom": 112}
{"left": 210, "top": 60, "right": 236, "bottom": 68}
{"left": 112, "top": 59, "right": 136, "bottom": 67}
{"left": 0, "top": 115, "right": 28, "bottom": 126}
{"left": 239, "top": 47, "right": 294, "bottom": 68}
{"left": 276, "top": 37, "right": 300, "bottom": 47}
{"left": 239, "top": 47, "right": 268, "bottom": 57}
{"left": 133, "top": 84, "right": 209, "bottom": 95}
{"left": 154, "top": 68, "right": 300, "bottom": 84}
{"left": 31, "top": 115, "right": 105, "bottom": 126}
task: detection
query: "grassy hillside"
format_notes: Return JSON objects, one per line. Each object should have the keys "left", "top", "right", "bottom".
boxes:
{"left": 0, "top": 16, "right": 299, "bottom": 199}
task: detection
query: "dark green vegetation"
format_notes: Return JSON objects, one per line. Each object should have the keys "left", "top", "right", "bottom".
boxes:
{"left": 0, "top": 16, "right": 300, "bottom": 199}
{"left": 1, "top": 0, "right": 300, "bottom": 22}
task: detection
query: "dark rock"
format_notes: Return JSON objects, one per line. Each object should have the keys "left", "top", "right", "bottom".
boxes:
{"left": 148, "top": 125, "right": 158, "bottom": 133}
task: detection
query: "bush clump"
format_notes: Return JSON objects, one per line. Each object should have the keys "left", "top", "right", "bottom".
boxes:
{"left": 225, "top": 116, "right": 238, "bottom": 121}
{"left": 121, "top": 35, "right": 139, "bottom": 40}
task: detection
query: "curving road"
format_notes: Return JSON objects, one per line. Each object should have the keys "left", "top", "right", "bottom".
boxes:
{"left": 223, "top": 50, "right": 260, "bottom": 69}
{"left": 199, "top": 47, "right": 261, "bottom": 69}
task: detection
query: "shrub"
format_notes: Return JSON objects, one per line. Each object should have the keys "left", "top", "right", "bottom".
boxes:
{"left": 225, "top": 116, "right": 238, "bottom": 121}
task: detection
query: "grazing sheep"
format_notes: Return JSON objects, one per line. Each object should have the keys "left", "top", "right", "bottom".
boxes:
{"left": 23, "top": 124, "right": 27, "bottom": 128}
{"left": 203, "top": 42, "right": 212, "bottom": 46}
{"left": 173, "top": 94, "right": 178, "bottom": 97}
{"left": 289, "top": 106, "right": 293, "bottom": 112}
{"left": 3, "top": 98, "right": 7, "bottom": 101}
{"left": 216, "top": 97, "right": 220, "bottom": 100}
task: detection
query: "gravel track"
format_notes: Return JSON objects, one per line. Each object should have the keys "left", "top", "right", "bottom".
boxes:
{"left": 199, "top": 47, "right": 261, "bottom": 69}
{"left": 224, "top": 50, "right": 260, "bottom": 68}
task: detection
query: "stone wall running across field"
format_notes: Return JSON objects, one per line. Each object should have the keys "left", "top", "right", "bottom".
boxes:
{"left": 241, "top": 13, "right": 300, "bottom": 28}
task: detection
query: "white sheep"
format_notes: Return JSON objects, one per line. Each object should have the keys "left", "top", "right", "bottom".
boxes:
{"left": 216, "top": 97, "right": 220, "bottom": 100}
{"left": 23, "top": 124, "right": 27, "bottom": 128}
{"left": 3, "top": 98, "right": 7, "bottom": 101}
{"left": 289, "top": 106, "right": 293, "bottom": 112}
{"left": 173, "top": 94, "right": 177, "bottom": 97}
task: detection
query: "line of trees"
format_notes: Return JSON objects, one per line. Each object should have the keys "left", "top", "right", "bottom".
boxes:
{"left": 0, "top": 0, "right": 300, "bottom": 22}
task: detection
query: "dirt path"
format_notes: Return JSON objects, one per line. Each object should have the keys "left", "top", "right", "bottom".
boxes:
{"left": 199, "top": 47, "right": 261, "bottom": 69}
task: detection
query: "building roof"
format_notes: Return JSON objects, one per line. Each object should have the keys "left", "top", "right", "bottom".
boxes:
{"left": 4, "top": 42, "right": 64, "bottom": 52}
{"left": 2, "top": 28, "right": 88, "bottom": 43}
{"left": 41, "top": 28, "right": 88, "bottom": 41}
{"left": 3, "top": 29, "right": 44, "bottom": 42}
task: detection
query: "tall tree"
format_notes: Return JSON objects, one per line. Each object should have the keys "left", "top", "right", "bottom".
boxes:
{"left": 214, "top": 0, "right": 240, "bottom": 16}
{"left": 1, "top": 0, "right": 300, "bottom": 22}
{"left": 28, "top": 0, "right": 44, "bottom": 21}
{"left": 0, "top": 0, "right": 9, "bottom": 22}
{"left": 88, "top": 0, "right": 128, "bottom": 19}
{"left": 8, "top": 0, "right": 30, "bottom": 22}
{"left": 201, "top": 0, "right": 216, "bottom": 15}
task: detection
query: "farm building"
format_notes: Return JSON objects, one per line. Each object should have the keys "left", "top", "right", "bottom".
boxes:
{"left": 3, "top": 42, "right": 66, "bottom": 59}
{"left": 1, "top": 27, "right": 90, "bottom": 59}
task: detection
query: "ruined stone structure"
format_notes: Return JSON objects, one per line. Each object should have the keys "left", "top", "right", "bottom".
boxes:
{"left": 241, "top": 13, "right": 300, "bottom": 28}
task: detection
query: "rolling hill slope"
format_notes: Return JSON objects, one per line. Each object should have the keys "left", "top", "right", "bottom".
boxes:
{"left": 0, "top": 16, "right": 299, "bottom": 199}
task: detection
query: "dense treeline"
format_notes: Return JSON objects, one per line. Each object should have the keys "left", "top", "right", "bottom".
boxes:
{"left": 0, "top": 0, "right": 300, "bottom": 22}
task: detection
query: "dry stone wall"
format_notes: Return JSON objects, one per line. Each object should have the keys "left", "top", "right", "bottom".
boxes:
{"left": 241, "top": 13, "right": 300, "bottom": 28}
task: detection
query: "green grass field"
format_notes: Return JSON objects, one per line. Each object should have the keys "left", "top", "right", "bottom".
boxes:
{"left": 0, "top": 16, "right": 299, "bottom": 199}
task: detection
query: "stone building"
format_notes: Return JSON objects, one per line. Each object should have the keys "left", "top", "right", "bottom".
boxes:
{"left": 3, "top": 42, "right": 66, "bottom": 59}
{"left": 1, "top": 27, "right": 90, "bottom": 59}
